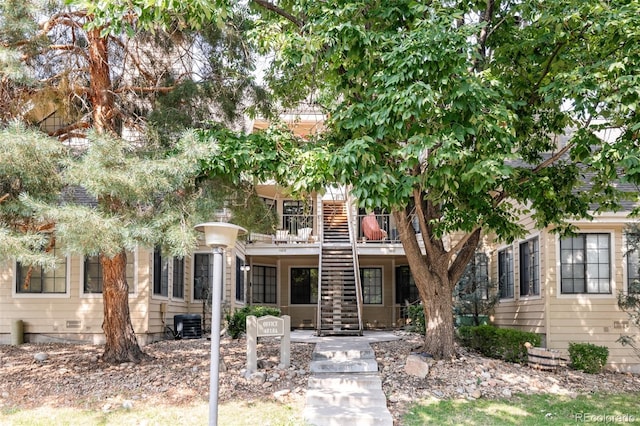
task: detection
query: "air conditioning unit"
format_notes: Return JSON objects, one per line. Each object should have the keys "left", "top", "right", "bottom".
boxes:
{"left": 174, "top": 314, "right": 202, "bottom": 339}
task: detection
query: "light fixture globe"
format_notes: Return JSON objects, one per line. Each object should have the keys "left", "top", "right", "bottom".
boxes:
{"left": 194, "top": 222, "right": 247, "bottom": 249}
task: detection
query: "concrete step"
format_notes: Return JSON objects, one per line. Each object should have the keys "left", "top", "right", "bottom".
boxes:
{"left": 307, "top": 373, "right": 382, "bottom": 390}
{"left": 305, "top": 388, "right": 387, "bottom": 407}
{"left": 303, "top": 405, "right": 393, "bottom": 426}
{"left": 313, "top": 347, "right": 375, "bottom": 361}
{"left": 310, "top": 358, "right": 379, "bottom": 373}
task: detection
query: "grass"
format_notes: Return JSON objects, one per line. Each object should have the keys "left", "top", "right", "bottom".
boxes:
{"left": 403, "top": 392, "right": 640, "bottom": 426}
{"left": 0, "top": 400, "right": 304, "bottom": 426}
{"left": 2, "top": 393, "right": 639, "bottom": 425}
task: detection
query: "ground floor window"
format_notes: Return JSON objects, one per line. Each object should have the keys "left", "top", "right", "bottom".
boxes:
{"left": 561, "top": 233, "right": 611, "bottom": 294}
{"left": 193, "top": 253, "right": 211, "bottom": 301}
{"left": 520, "top": 238, "right": 540, "bottom": 296}
{"left": 153, "top": 247, "right": 169, "bottom": 297}
{"left": 84, "top": 252, "right": 135, "bottom": 294}
{"left": 360, "top": 267, "right": 382, "bottom": 304}
{"left": 16, "top": 244, "right": 67, "bottom": 294}
{"left": 498, "top": 246, "right": 514, "bottom": 298}
{"left": 291, "top": 267, "right": 318, "bottom": 304}
{"left": 235, "top": 256, "right": 245, "bottom": 302}
{"left": 395, "top": 265, "right": 419, "bottom": 304}
{"left": 252, "top": 265, "right": 277, "bottom": 304}
{"left": 173, "top": 258, "right": 184, "bottom": 299}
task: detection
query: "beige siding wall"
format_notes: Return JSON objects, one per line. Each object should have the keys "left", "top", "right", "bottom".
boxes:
{"left": 0, "top": 250, "right": 153, "bottom": 344}
{"left": 493, "top": 218, "right": 640, "bottom": 372}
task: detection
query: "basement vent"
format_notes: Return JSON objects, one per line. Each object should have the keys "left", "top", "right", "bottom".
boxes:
{"left": 174, "top": 314, "right": 202, "bottom": 339}
{"left": 66, "top": 320, "right": 82, "bottom": 329}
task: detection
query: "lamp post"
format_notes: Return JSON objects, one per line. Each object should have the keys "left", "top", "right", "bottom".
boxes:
{"left": 194, "top": 222, "right": 247, "bottom": 426}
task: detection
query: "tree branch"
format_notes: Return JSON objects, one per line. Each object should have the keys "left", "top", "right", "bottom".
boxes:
{"left": 252, "top": 0, "right": 304, "bottom": 28}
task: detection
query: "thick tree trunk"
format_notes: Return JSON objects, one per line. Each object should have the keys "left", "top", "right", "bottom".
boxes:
{"left": 101, "top": 250, "right": 149, "bottom": 364}
{"left": 394, "top": 195, "right": 481, "bottom": 360}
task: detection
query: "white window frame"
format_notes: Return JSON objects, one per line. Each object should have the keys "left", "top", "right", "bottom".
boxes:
{"left": 13, "top": 254, "right": 71, "bottom": 299}
{"left": 80, "top": 250, "right": 138, "bottom": 299}
{"left": 519, "top": 234, "right": 541, "bottom": 300}
{"left": 557, "top": 231, "right": 616, "bottom": 300}
{"left": 498, "top": 245, "right": 515, "bottom": 300}
{"left": 360, "top": 266, "right": 384, "bottom": 305}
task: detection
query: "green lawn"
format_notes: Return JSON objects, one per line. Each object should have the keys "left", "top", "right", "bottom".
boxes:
{"left": 2, "top": 393, "right": 639, "bottom": 425}
{"left": 403, "top": 392, "right": 640, "bottom": 426}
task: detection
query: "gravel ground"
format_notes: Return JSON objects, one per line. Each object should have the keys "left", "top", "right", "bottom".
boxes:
{"left": 1, "top": 332, "right": 639, "bottom": 424}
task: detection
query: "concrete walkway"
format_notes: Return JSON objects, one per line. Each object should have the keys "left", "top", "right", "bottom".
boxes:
{"left": 291, "top": 331, "right": 398, "bottom": 426}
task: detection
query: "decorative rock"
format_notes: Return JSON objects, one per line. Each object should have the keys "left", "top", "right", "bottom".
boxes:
{"left": 471, "top": 389, "right": 482, "bottom": 399}
{"left": 248, "top": 372, "right": 266, "bottom": 384}
{"left": 405, "top": 353, "right": 432, "bottom": 379}
{"left": 502, "top": 388, "right": 512, "bottom": 398}
{"left": 122, "top": 400, "right": 134, "bottom": 409}
{"left": 34, "top": 353, "right": 48, "bottom": 362}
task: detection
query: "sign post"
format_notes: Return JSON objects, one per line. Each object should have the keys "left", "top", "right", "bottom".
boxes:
{"left": 246, "top": 315, "right": 291, "bottom": 373}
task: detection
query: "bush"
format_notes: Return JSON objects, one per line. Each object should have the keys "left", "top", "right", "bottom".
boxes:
{"left": 226, "top": 305, "right": 281, "bottom": 339}
{"left": 568, "top": 342, "right": 609, "bottom": 374}
{"left": 406, "top": 303, "right": 426, "bottom": 334}
{"left": 458, "top": 325, "right": 541, "bottom": 363}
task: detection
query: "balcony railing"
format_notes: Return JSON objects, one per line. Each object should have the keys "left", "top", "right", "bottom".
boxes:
{"left": 356, "top": 213, "right": 401, "bottom": 243}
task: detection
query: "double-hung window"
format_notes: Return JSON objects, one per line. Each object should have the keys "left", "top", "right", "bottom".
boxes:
{"left": 519, "top": 238, "right": 540, "bottom": 297}
{"left": 560, "top": 234, "right": 611, "bottom": 294}
{"left": 360, "top": 267, "right": 382, "bottom": 304}
{"left": 252, "top": 265, "right": 276, "bottom": 304}
{"left": 498, "top": 247, "right": 514, "bottom": 299}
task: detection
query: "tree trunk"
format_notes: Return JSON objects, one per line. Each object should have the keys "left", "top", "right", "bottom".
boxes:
{"left": 87, "top": 25, "right": 147, "bottom": 363}
{"left": 101, "top": 250, "right": 149, "bottom": 364}
{"left": 394, "top": 197, "right": 481, "bottom": 360}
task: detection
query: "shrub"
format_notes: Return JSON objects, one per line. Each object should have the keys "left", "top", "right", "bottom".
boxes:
{"left": 568, "top": 342, "right": 609, "bottom": 374}
{"left": 406, "top": 303, "right": 426, "bottom": 334}
{"left": 458, "top": 325, "right": 541, "bottom": 363}
{"left": 226, "top": 305, "right": 281, "bottom": 339}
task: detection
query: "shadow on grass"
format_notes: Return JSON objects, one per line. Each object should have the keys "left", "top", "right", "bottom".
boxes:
{"left": 403, "top": 393, "right": 640, "bottom": 426}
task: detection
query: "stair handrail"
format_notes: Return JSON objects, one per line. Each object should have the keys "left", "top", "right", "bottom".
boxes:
{"left": 345, "top": 188, "right": 364, "bottom": 335}
{"left": 315, "top": 199, "right": 324, "bottom": 335}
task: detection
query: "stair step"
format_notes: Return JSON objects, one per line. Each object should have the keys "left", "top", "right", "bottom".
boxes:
{"left": 310, "top": 358, "right": 378, "bottom": 373}
{"left": 305, "top": 388, "right": 387, "bottom": 407}
{"left": 307, "top": 372, "right": 382, "bottom": 390}
{"left": 303, "top": 405, "right": 393, "bottom": 426}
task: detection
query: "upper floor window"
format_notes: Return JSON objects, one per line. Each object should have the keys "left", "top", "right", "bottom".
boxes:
{"left": 498, "top": 247, "right": 514, "bottom": 299}
{"left": 291, "top": 267, "right": 318, "bottom": 304}
{"left": 16, "top": 245, "right": 67, "bottom": 294}
{"left": 360, "top": 267, "right": 382, "bottom": 304}
{"left": 560, "top": 234, "right": 611, "bottom": 294}
{"left": 84, "top": 252, "right": 135, "bottom": 294}
{"left": 519, "top": 238, "right": 540, "bottom": 297}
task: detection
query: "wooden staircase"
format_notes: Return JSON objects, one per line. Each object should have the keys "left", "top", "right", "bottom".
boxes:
{"left": 317, "top": 201, "right": 363, "bottom": 336}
